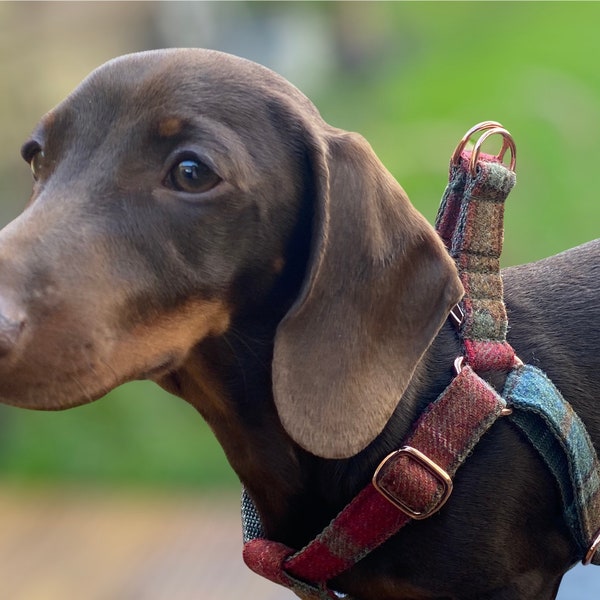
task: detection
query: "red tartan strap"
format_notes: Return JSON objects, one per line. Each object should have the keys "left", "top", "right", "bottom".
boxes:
{"left": 435, "top": 121, "right": 501, "bottom": 249}
{"left": 243, "top": 366, "right": 507, "bottom": 589}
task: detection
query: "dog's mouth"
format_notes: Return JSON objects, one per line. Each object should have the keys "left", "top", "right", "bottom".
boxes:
{"left": 0, "top": 296, "right": 231, "bottom": 411}
{"left": 139, "top": 354, "right": 180, "bottom": 381}
{"left": 0, "top": 343, "right": 190, "bottom": 411}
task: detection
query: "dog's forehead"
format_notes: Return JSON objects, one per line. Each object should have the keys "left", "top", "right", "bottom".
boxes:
{"left": 70, "top": 49, "right": 320, "bottom": 125}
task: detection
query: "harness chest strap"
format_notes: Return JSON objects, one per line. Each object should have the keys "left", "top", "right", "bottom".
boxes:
{"left": 243, "top": 364, "right": 600, "bottom": 599}
{"left": 243, "top": 364, "right": 508, "bottom": 596}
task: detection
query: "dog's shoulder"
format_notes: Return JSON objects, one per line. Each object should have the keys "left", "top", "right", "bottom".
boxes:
{"left": 502, "top": 239, "right": 600, "bottom": 437}
{"left": 503, "top": 239, "right": 599, "bottom": 308}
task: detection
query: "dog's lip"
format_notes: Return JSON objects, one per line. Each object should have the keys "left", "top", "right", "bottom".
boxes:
{"left": 139, "top": 354, "right": 179, "bottom": 380}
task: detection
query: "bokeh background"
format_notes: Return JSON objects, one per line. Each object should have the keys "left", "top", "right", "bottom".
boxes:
{"left": 0, "top": 2, "right": 598, "bottom": 598}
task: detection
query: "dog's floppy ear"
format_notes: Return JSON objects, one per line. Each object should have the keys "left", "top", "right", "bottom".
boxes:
{"left": 272, "top": 130, "right": 463, "bottom": 459}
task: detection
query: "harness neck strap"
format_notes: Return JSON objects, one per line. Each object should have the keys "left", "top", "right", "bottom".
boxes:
{"left": 243, "top": 365, "right": 507, "bottom": 599}
{"left": 243, "top": 128, "right": 518, "bottom": 599}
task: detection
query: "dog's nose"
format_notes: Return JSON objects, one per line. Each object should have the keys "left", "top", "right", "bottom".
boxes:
{"left": 0, "top": 301, "right": 26, "bottom": 358}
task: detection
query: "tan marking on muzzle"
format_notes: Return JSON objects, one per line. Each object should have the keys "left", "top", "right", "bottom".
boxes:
{"left": 112, "top": 298, "right": 231, "bottom": 377}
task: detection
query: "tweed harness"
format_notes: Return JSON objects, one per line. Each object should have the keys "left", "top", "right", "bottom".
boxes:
{"left": 241, "top": 123, "right": 600, "bottom": 599}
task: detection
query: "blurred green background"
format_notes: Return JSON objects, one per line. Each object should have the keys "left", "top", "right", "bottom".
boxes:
{"left": 0, "top": 1, "right": 598, "bottom": 490}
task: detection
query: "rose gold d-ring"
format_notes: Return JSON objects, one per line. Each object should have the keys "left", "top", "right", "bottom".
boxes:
{"left": 451, "top": 121, "right": 503, "bottom": 167}
{"left": 469, "top": 127, "right": 517, "bottom": 176}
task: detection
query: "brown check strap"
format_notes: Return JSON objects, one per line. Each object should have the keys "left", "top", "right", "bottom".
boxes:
{"left": 435, "top": 140, "right": 517, "bottom": 373}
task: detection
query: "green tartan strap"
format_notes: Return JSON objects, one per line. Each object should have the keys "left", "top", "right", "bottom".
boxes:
{"left": 504, "top": 365, "right": 600, "bottom": 565}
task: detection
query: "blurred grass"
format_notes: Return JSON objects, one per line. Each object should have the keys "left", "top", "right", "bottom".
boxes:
{"left": 0, "top": 2, "right": 599, "bottom": 489}
{"left": 0, "top": 383, "right": 238, "bottom": 489}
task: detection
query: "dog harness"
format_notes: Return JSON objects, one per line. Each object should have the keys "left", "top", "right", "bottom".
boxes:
{"left": 242, "top": 123, "right": 600, "bottom": 599}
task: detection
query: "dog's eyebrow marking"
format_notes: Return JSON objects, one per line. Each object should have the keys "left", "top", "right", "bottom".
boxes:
{"left": 158, "top": 117, "right": 184, "bottom": 138}
{"left": 42, "top": 111, "right": 56, "bottom": 129}
{"left": 21, "top": 112, "right": 57, "bottom": 156}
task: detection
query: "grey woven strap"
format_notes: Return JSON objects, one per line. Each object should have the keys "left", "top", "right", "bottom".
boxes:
{"left": 241, "top": 487, "right": 265, "bottom": 544}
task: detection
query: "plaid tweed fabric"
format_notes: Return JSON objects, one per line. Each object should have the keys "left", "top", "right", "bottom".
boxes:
{"left": 436, "top": 152, "right": 516, "bottom": 372}
{"left": 241, "top": 126, "right": 600, "bottom": 600}
{"left": 437, "top": 145, "right": 600, "bottom": 565}
{"left": 436, "top": 143, "right": 600, "bottom": 565}
{"left": 505, "top": 365, "right": 600, "bottom": 564}
{"left": 243, "top": 366, "right": 507, "bottom": 596}
{"left": 435, "top": 155, "right": 467, "bottom": 250}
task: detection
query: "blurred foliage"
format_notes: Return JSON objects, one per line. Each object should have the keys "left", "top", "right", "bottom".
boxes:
{"left": 312, "top": 2, "right": 600, "bottom": 266}
{"left": 0, "top": 1, "right": 598, "bottom": 489}
{"left": 0, "top": 382, "right": 237, "bottom": 488}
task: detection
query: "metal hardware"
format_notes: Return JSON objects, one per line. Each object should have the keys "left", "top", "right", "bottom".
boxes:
{"left": 453, "top": 356, "right": 464, "bottom": 375}
{"left": 372, "top": 446, "right": 453, "bottom": 520}
{"left": 449, "top": 304, "right": 465, "bottom": 328}
{"left": 451, "top": 121, "right": 503, "bottom": 166}
{"left": 469, "top": 127, "right": 517, "bottom": 176}
{"left": 583, "top": 528, "right": 600, "bottom": 565}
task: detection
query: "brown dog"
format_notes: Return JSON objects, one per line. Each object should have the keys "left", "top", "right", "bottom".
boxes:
{"left": 1, "top": 48, "right": 599, "bottom": 599}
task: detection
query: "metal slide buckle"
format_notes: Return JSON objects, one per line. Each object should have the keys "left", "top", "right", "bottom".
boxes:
{"left": 372, "top": 446, "right": 453, "bottom": 520}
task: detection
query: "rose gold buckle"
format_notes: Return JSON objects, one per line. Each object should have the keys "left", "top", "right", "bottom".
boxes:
{"left": 583, "top": 528, "right": 600, "bottom": 565}
{"left": 469, "top": 127, "right": 517, "bottom": 176}
{"left": 372, "top": 446, "right": 453, "bottom": 520}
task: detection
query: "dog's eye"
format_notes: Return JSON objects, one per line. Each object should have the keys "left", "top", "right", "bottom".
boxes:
{"left": 21, "top": 141, "right": 45, "bottom": 181}
{"left": 30, "top": 150, "right": 45, "bottom": 181}
{"left": 168, "top": 159, "right": 220, "bottom": 194}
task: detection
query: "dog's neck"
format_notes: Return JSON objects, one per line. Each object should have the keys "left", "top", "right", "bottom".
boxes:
{"left": 159, "top": 319, "right": 460, "bottom": 550}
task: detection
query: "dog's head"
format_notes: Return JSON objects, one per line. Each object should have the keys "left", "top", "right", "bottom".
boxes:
{"left": 0, "top": 49, "right": 461, "bottom": 458}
